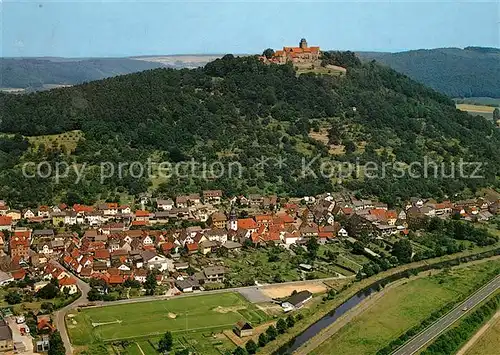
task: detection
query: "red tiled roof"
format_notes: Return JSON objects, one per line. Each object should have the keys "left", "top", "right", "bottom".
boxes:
{"left": 12, "top": 269, "right": 26, "bottom": 280}
{"left": 132, "top": 220, "right": 148, "bottom": 226}
{"left": 0, "top": 216, "right": 12, "bottom": 226}
{"left": 275, "top": 213, "right": 295, "bottom": 224}
{"left": 238, "top": 218, "right": 257, "bottom": 230}
{"left": 37, "top": 318, "right": 55, "bottom": 332}
{"left": 73, "top": 204, "right": 94, "bottom": 213}
{"left": 59, "top": 277, "right": 77, "bottom": 286}
{"left": 186, "top": 242, "right": 198, "bottom": 251}
{"left": 107, "top": 268, "right": 120, "bottom": 276}
{"left": 161, "top": 242, "right": 175, "bottom": 252}
{"left": 255, "top": 215, "right": 271, "bottom": 222}
{"left": 135, "top": 210, "right": 150, "bottom": 217}
{"left": 94, "top": 249, "right": 110, "bottom": 259}
{"left": 14, "top": 230, "right": 31, "bottom": 238}
{"left": 341, "top": 207, "right": 353, "bottom": 215}
{"left": 108, "top": 275, "right": 124, "bottom": 284}
{"left": 386, "top": 210, "right": 397, "bottom": 219}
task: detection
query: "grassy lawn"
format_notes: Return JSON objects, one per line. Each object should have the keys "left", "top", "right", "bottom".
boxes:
{"left": 464, "top": 313, "right": 500, "bottom": 355}
{"left": 312, "top": 260, "right": 500, "bottom": 355}
{"left": 68, "top": 292, "right": 269, "bottom": 353}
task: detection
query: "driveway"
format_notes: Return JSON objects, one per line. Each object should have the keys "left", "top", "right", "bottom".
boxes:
{"left": 5, "top": 316, "right": 36, "bottom": 354}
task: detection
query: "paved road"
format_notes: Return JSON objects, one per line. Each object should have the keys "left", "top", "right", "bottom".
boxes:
{"left": 86, "top": 274, "right": 350, "bottom": 307}
{"left": 391, "top": 274, "right": 500, "bottom": 355}
{"left": 52, "top": 261, "right": 91, "bottom": 355}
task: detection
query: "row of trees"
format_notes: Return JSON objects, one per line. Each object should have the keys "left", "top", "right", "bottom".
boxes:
{"left": 233, "top": 314, "right": 300, "bottom": 355}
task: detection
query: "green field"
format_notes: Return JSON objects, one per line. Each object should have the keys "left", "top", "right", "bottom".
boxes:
{"left": 68, "top": 292, "right": 268, "bottom": 354}
{"left": 312, "top": 260, "right": 500, "bottom": 355}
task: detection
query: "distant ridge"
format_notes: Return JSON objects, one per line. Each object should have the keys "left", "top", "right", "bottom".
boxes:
{"left": 358, "top": 47, "right": 500, "bottom": 98}
{"left": 2, "top": 47, "right": 500, "bottom": 98}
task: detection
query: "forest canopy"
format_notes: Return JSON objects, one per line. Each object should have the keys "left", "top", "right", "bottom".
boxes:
{"left": 0, "top": 54, "right": 499, "bottom": 208}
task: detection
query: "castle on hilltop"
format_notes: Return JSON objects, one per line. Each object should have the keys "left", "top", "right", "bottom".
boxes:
{"left": 260, "top": 38, "right": 321, "bottom": 64}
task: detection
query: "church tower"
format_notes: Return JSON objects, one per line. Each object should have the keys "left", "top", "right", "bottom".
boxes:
{"left": 299, "top": 38, "right": 308, "bottom": 49}
{"left": 228, "top": 208, "right": 238, "bottom": 231}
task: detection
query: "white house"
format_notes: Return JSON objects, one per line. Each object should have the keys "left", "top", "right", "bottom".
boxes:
{"left": 338, "top": 228, "right": 348, "bottom": 238}
{"left": 146, "top": 255, "right": 174, "bottom": 272}
{"left": 157, "top": 199, "right": 174, "bottom": 211}
{"left": 23, "top": 209, "right": 35, "bottom": 219}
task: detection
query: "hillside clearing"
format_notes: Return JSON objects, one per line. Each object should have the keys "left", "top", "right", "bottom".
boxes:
{"left": 26, "top": 130, "right": 84, "bottom": 152}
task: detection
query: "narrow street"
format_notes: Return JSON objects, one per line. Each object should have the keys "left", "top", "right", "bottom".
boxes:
{"left": 52, "top": 261, "right": 91, "bottom": 355}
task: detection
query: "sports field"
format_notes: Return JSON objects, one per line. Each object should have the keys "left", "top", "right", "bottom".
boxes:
{"left": 68, "top": 292, "right": 269, "bottom": 347}
{"left": 312, "top": 260, "right": 500, "bottom": 355}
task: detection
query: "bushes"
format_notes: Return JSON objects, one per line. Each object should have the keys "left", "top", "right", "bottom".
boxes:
{"left": 250, "top": 314, "right": 298, "bottom": 352}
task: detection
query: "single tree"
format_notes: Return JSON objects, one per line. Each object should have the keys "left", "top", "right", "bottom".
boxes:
{"left": 144, "top": 271, "right": 157, "bottom": 295}
{"left": 5, "top": 291, "right": 22, "bottom": 305}
{"left": 286, "top": 314, "right": 295, "bottom": 328}
{"left": 493, "top": 107, "right": 500, "bottom": 120}
{"left": 276, "top": 318, "right": 287, "bottom": 334}
{"left": 392, "top": 239, "right": 413, "bottom": 264}
{"left": 245, "top": 339, "right": 258, "bottom": 354}
{"left": 233, "top": 346, "right": 247, "bottom": 355}
{"left": 48, "top": 331, "right": 66, "bottom": 355}
{"left": 306, "top": 236, "right": 319, "bottom": 260}
{"left": 262, "top": 48, "right": 275, "bottom": 59}
{"left": 158, "top": 331, "right": 173, "bottom": 352}
{"left": 344, "top": 140, "right": 356, "bottom": 153}
{"left": 266, "top": 325, "right": 278, "bottom": 341}
{"left": 258, "top": 333, "right": 268, "bottom": 347}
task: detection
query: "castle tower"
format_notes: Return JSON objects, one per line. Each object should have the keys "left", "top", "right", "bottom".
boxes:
{"left": 228, "top": 208, "right": 238, "bottom": 231}
{"left": 299, "top": 38, "right": 308, "bottom": 49}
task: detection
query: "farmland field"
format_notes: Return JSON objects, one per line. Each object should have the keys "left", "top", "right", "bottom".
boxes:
{"left": 464, "top": 312, "right": 500, "bottom": 355}
{"left": 68, "top": 292, "right": 269, "bottom": 354}
{"left": 312, "top": 260, "right": 500, "bottom": 355}
{"left": 456, "top": 104, "right": 495, "bottom": 120}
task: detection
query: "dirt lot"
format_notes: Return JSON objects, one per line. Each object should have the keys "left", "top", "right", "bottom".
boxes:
{"left": 261, "top": 282, "right": 327, "bottom": 298}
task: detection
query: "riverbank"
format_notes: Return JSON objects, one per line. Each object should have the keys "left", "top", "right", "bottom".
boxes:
{"left": 261, "top": 244, "right": 500, "bottom": 354}
{"left": 309, "top": 259, "right": 500, "bottom": 355}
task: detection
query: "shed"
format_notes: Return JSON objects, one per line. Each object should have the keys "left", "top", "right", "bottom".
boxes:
{"left": 234, "top": 321, "right": 253, "bottom": 337}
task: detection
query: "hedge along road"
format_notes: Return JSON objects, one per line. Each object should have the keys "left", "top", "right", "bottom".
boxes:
{"left": 391, "top": 274, "right": 500, "bottom": 355}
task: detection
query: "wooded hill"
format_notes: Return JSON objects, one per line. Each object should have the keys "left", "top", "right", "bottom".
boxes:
{"left": 359, "top": 47, "right": 500, "bottom": 98}
{"left": 1, "top": 54, "right": 499, "bottom": 208}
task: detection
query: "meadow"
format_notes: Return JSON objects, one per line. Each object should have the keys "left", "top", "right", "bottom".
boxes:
{"left": 311, "top": 259, "right": 500, "bottom": 355}
{"left": 68, "top": 292, "right": 269, "bottom": 354}
{"left": 456, "top": 104, "right": 495, "bottom": 121}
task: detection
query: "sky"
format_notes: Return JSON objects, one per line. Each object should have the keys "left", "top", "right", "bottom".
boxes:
{"left": 2, "top": 0, "right": 499, "bottom": 58}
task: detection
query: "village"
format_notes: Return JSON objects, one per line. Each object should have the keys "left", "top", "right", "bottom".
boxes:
{"left": 0, "top": 189, "right": 498, "bottom": 352}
